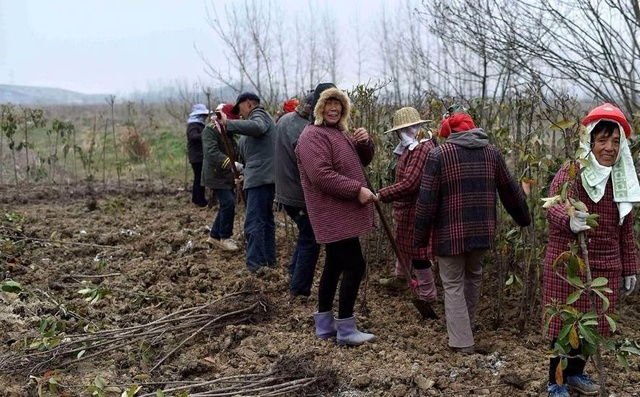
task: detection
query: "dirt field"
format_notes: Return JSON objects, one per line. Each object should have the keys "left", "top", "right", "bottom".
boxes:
{"left": 1, "top": 183, "right": 639, "bottom": 396}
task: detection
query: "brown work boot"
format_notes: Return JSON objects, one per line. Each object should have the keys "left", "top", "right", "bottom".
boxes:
{"left": 412, "top": 298, "right": 439, "bottom": 320}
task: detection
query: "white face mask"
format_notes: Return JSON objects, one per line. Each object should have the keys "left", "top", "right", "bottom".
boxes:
{"left": 393, "top": 126, "right": 421, "bottom": 155}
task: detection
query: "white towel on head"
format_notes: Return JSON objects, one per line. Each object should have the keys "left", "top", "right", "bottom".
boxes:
{"left": 579, "top": 120, "right": 640, "bottom": 224}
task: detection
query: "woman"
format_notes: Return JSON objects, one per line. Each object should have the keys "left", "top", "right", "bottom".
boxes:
{"left": 377, "top": 107, "right": 439, "bottom": 320}
{"left": 295, "top": 84, "right": 377, "bottom": 346}
{"left": 542, "top": 103, "right": 639, "bottom": 397}
{"left": 186, "top": 104, "right": 210, "bottom": 207}
{"left": 201, "top": 103, "right": 240, "bottom": 252}
{"left": 415, "top": 112, "right": 530, "bottom": 354}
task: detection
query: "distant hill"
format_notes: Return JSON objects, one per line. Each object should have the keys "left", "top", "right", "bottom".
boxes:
{"left": 0, "top": 83, "right": 254, "bottom": 106}
{"left": 0, "top": 84, "right": 108, "bottom": 105}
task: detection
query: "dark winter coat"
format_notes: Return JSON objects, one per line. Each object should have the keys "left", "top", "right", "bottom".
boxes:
{"left": 201, "top": 122, "right": 238, "bottom": 190}
{"left": 274, "top": 109, "right": 311, "bottom": 207}
{"left": 186, "top": 121, "right": 205, "bottom": 163}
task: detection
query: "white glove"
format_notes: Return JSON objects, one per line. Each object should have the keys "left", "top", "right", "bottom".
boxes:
{"left": 623, "top": 275, "right": 637, "bottom": 296}
{"left": 234, "top": 161, "right": 244, "bottom": 173}
{"left": 569, "top": 210, "right": 591, "bottom": 233}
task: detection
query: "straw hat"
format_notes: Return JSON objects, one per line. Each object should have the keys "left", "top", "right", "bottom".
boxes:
{"left": 384, "top": 107, "right": 430, "bottom": 133}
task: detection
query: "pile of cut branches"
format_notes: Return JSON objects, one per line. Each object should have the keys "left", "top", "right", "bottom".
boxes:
{"left": 138, "top": 352, "right": 338, "bottom": 396}
{"left": 0, "top": 287, "right": 269, "bottom": 376}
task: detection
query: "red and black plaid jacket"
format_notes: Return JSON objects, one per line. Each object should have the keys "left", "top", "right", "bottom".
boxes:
{"left": 379, "top": 139, "right": 437, "bottom": 261}
{"left": 414, "top": 133, "right": 530, "bottom": 256}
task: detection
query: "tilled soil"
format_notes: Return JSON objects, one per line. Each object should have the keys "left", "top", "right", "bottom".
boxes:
{"left": 1, "top": 183, "right": 639, "bottom": 396}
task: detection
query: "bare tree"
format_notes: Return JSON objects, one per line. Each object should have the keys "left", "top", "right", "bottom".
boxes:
{"left": 418, "top": 1, "right": 533, "bottom": 102}
{"left": 419, "top": 0, "right": 640, "bottom": 115}
{"left": 322, "top": 12, "right": 340, "bottom": 84}
{"left": 201, "top": 0, "right": 353, "bottom": 110}
{"left": 164, "top": 79, "right": 206, "bottom": 124}
{"left": 378, "top": 5, "right": 404, "bottom": 104}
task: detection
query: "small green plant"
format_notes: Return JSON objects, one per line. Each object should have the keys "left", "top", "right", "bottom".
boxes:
{"left": 102, "top": 196, "right": 127, "bottom": 215}
{"left": 4, "top": 210, "right": 24, "bottom": 225}
{"left": 86, "top": 376, "right": 121, "bottom": 397}
{"left": 93, "top": 254, "right": 110, "bottom": 272}
{"left": 1, "top": 103, "right": 20, "bottom": 184}
{"left": 78, "top": 282, "right": 110, "bottom": 304}
{"left": 614, "top": 339, "right": 640, "bottom": 371}
{"left": 30, "top": 316, "right": 65, "bottom": 350}
{"left": 1, "top": 280, "right": 22, "bottom": 293}
{"left": 76, "top": 116, "right": 99, "bottom": 181}
{"left": 543, "top": 241, "right": 614, "bottom": 360}
{"left": 30, "top": 370, "right": 63, "bottom": 397}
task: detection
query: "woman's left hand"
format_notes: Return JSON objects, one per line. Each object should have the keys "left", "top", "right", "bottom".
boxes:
{"left": 353, "top": 127, "right": 369, "bottom": 143}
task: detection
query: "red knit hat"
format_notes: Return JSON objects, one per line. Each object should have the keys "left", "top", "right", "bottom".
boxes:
{"left": 283, "top": 98, "right": 299, "bottom": 114}
{"left": 581, "top": 103, "right": 631, "bottom": 138}
{"left": 440, "top": 113, "right": 476, "bottom": 138}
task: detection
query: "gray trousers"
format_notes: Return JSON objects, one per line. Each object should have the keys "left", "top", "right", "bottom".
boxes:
{"left": 437, "top": 250, "right": 486, "bottom": 348}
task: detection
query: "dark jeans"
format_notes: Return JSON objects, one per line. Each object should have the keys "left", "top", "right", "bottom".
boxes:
{"left": 548, "top": 340, "right": 587, "bottom": 384}
{"left": 283, "top": 204, "right": 320, "bottom": 297}
{"left": 318, "top": 237, "right": 366, "bottom": 318}
{"left": 244, "top": 184, "right": 276, "bottom": 271}
{"left": 190, "top": 162, "right": 207, "bottom": 207}
{"left": 210, "top": 189, "right": 235, "bottom": 239}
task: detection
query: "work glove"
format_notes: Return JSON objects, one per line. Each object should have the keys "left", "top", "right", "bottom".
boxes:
{"left": 623, "top": 275, "right": 637, "bottom": 296}
{"left": 569, "top": 210, "right": 591, "bottom": 233}
{"left": 234, "top": 162, "right": 244, "bottom": 173}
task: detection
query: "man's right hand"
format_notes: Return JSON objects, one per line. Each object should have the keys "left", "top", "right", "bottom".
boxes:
{"left": 234, "top": 175, "right": 244, "bottom": 189}
{"left": 358, "top": 187, "right": 378, "bottom": 205}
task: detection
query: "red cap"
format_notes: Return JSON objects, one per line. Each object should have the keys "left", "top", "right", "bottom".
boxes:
{"left": 581, "top": 103, "right": 631, "bottom": 138}
{"left": 440, "top": 113, "right": 476, "bottom": 138}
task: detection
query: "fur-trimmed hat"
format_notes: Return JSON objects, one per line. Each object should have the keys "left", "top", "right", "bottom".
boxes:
{"left": 313, "top": 87, "right": 350, "bottom": 132}
{"left": 582, "top": 103, "right": 631, "bottom": 138}
{"left": 440, "top": 113, "right": 476, "bottom": 138}
{"left": 309, "top": 83, "right": 336, "bottom": 115}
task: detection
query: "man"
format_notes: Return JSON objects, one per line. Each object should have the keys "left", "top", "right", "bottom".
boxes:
{"left": 274, "top": 92, "right": 320, "bottom": 301}
{"left": 414, "top": 112, "right": 531, "bottom": 354}
{"left": 217, "top": 92, "right": 276, "bottom": 272}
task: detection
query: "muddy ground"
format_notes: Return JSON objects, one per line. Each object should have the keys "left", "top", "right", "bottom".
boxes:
{"left": 0, "top": 183, "right": 639, "bottom": 396}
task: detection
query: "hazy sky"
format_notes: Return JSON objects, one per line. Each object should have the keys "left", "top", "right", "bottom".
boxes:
{"left": 0, "top": 0, "right": 381, "bottom": 95}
